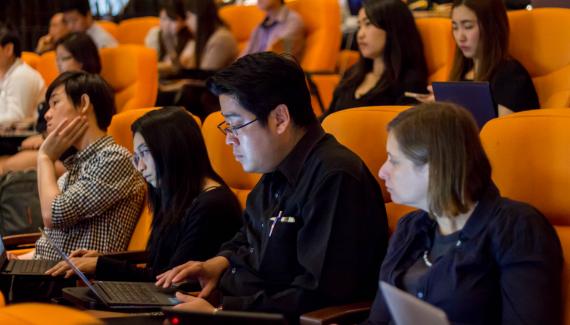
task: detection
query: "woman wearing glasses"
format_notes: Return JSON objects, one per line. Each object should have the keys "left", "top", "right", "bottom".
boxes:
{"left": 47, "top": 107, "right": 242, "bottom": 282}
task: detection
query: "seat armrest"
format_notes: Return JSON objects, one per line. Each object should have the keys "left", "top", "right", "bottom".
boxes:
{"left": 300, "top": 301, "right": 372, "bottom": 325}
{"left": 3, "top": 232, "right": 41, "bottom": 250}
{"left": 102, "top": 250, "right": 149, "bottom": 264}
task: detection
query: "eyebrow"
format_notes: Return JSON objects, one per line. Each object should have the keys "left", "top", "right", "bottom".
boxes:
{"left": 136, "top": 143, "right": 148, "bottom": 151}
{"left": 221, "top": 113, "right": 242, "bottom": 119}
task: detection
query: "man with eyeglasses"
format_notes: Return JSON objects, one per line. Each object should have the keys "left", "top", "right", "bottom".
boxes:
{"left": 9, "top": 71, "right": 145, "bottom": 261}
{"left": 156, "top": 52, "right": 389, "bottom": 321}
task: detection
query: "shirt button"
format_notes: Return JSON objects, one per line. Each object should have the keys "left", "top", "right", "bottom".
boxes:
{"left": 417, "top": 292, "right": 424, "bottom": 299}
{"left": 231, "top": 267, "right": 236, "bottom": 274}
{"left": 274, "top": 192, "right": 279, "bottom": 199}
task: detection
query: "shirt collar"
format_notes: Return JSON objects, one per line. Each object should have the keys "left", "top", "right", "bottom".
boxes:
{"left": 1, "top": 58, "right": 22, "bottom": 83}
{"left": 262, "top": 6, "right": 290, "bottom": 28}
{"left": 273, "top": 121, "right": 325, "bottom": 186}
{"left": 63, "top": 136, "right": 115, "bottom": 168}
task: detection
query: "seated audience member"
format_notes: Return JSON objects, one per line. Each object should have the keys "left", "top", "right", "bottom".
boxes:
{"left": 323, "top": 0, "right": 427, "bottom": 119}
{"left": 241, "top": 0, "right": 305, "bottom": 60}
{"left": 10, "top": 71, "right": 145, "bottom": 260}
{"left": 155, "top": 52, "right": 389, "bottom": 320}
{"left": 36, "top": 13, "right": 69, "bottom": 54}
{"left": 61, "top": 0, "right": 118, "bottom": 49}
{"left": 46, "top": 107, "right": 242, "bottom": 281}
{"left": 0, "top": 24, "right": 45, "bottom": 126}
{"left": 413, "top": 0, "right": 539, "bottom": 115}
{"left": 363, "top": 102, "right": 562, "bottom": 324}
{"left": 1, "top": 32, "right": 101, "bottom": 176}
{"left": 179, "top": 0, "right": 238, "bottom": 70}
{"left": 145, "top": 0, "right": 192, "bottom": 75}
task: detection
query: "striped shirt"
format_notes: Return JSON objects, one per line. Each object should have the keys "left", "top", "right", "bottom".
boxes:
{"left": 35, "top": 136, "right": 145, "bottom": 260}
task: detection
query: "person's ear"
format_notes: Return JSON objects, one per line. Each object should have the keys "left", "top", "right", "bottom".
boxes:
{"left": 273, "top": 104, "right": 291, "bottom": 135}
{"left": 3, "top": 43, "right": 14, "bottom": 57}
{"left": 79, "top": 94, "right": 91, "bottom": 114}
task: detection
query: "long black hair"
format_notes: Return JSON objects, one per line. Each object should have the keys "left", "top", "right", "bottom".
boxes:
{"left": 55, "top": 32, "right": 102, "bottom": 74}
{"left": 159, "top": 0, "right": 192, "bottom": 61}
{"left": 131, "top": 107, "right": 227, "bottom": 241}
{"left": 182, "top": 0, "right": 225, "bottom": 68}
{"left": 336, "top": 0, "right": 427, "bottom": 98}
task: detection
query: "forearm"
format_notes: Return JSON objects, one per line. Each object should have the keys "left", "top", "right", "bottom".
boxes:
{"left": 37, "top": 153, "right": 61, "bottom": 228}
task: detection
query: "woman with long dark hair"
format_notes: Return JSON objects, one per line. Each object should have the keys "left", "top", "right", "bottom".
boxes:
{"left": 46, "top": 107, "right": 242, "bottom": 281}
{"left": 323, "top": 0, "right": 428, "bottom": 118}
{"left": 414, "top": 0, "right": 539, "bottom": 116}
{"left": 179, "top": 0, "right": 238, "bottom": 70}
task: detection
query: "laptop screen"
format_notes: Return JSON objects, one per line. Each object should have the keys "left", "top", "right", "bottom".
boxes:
{"left": 38, "top": 228, "right": 106, "bottom": 302}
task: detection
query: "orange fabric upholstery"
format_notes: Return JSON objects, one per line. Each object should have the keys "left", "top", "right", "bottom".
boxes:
{"left": 288, "top": 0, "right": 341, "bottom": 72}
{"left": 107, "top": 107, "right": 159, "bottom": 152}
{"left": 310, "top": 73, "right": 341, "bottom": 113}
{"left": 202, "top": 111, "right": 261, "bottom": 210}
{"left": 508, "top": 8, "right": 570, "bottom": 108}
{"left": 96, "top": 20, "right": 119, "bottom": 39}
{"left": 321, "top": 106, "right": 410, "bottom": 203}
{"left": 416, "top": 18, "right": 455, "bottom": 82}
{"left": 100, "top": 45, "right": 158, "bottom": 112}
{"left": 219, "top": 5, "right": 265, "bottom": 53}
{"left": 36, "top": 50, "right": 59, "bottom": 86}
{"left": 127, "top": 203, "right": 152, "bottom": 251}
{"left": 0, "top": 291, "right": 4, "bottom": 307}
{"left": 337, "top": 49, "right": 359, "bottom": 74}
{"left": 0, "top": 303, "right": 102, "bottom": 324}
{"left": 117, "top": 16, "right": 160, "bottom": 45}
{"left": 480, "top": 109, "right": 570, "bottom": 324}
{"left": 21, "top": 51, "right": 40, "bottom": 70}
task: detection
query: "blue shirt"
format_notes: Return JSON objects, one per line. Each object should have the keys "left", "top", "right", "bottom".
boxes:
{"left": 364, "top": 184, "right": 562, "bottom": 325}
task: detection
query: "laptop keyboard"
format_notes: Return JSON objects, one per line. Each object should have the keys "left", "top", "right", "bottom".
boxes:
{"left": 5, "top": 259, "right": 55, "bottom": 274}
{"left": 97, "top": 282, "right": 161, "bottom": 304}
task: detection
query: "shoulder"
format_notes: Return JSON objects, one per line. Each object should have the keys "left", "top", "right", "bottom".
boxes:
{"left": 286, "top": 7, "right": 304, "bottom": 26}
{"left": 11, "top": 62, "right": 43, "bottom": 83}
{"left": 309, "top": 134, "right": 369, "bottom": 178}
{"left": 493, "top": 58, "right": 532, "bottom": 80}
{"left": 185, "top": 186, "right": 241, "bottom": 220}
{"left": 209, "top": 28, "right": 237, "bottom": 46}
{"left": 393, "top": 209, "right": 429, "bottom": 237}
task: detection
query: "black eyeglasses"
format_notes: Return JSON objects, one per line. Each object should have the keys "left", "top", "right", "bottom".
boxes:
{"left": 217, "top": 119, "right": 258, "bottom": 137}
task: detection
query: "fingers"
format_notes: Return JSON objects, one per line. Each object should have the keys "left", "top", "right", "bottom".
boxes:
{"left": 198, "top": 280, "right": 216, "bottom": 298}
{"left": 156, "top": 261, "right": 199, "bottom": 288}
{"left": 175, "top": 292, "right": 194, "bottom": 303}
{"left": 45, "top": 261, "right": 71, "bottom": 276}
{"left": 69, "top": 249, "right": 88, "bottom": 257}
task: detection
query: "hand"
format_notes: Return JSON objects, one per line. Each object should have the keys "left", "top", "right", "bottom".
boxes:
{"left": 155, "top": 256, "right": 229, "bottom": 298}
{"left": 45, "top": 257, "right": 98, "bottom": 278}
{"left": 36, "top": 34, "right": 54, "bottom": 52}
{"left": 69, "top": 248, "right": 100, "bottom": 258}
{"left": 20, "top": 134, "right": 44, "bottom": 150}
{"left": 6, "top": 252, "right": 19, "bottom": 260}
{"left": 404, "top": 85, "right": 434, "bottom": 103}
{"left": 173, "top": 292, "right": 215, "bottom": 313}
{"left": 39, "top": 116, "right": 88, "bottom": 161}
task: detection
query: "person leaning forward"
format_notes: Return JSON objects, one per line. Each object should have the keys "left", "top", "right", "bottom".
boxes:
{"left": 156, "top": 52, "right": 389, "bottom": 321}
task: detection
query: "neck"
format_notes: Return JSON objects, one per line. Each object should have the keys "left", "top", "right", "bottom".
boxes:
{"left": 371, "top": 57, "right": 384, "bottom": 78}
{"left": 271, "top": 126, "right": 307, "bottom": 172}
{"left": 266, "top": 4, "right": 283, "bottom": 21}
{"left": 74, "top": 127, "right": 106, "bottom": 151}
{"left": 434, "top": 203, "right": 477, "bottom": 235}
{"left": 0, "top": 57, "right": 16, "bottom": 79}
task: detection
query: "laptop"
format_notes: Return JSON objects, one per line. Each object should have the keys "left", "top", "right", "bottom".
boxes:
{"left": 162, "top": 308, "right": 289, "bottom": 325}
{"left": 39, "top": 228, "right": 181, "bottom": 310}
{"left": 380, "top": 281, "right": 449, "bottom": 325}
{"left": 0, "top": 234, "right": 58, "bottom": 276}
{"left": 432, "top": 81, "right": 497, "bottom": 129}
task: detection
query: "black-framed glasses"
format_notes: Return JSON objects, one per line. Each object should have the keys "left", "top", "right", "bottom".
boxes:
{"left": 217, "top": 119, "right": 258, "bottom": 137}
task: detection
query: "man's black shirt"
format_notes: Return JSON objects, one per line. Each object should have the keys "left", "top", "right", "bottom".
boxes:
{"left": 217, "top": 122, "right": 389, "bottom": 317}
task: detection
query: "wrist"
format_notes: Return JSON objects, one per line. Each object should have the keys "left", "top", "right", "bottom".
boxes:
{"left": 212, "top": 304, "right": 223, "bottom": 315}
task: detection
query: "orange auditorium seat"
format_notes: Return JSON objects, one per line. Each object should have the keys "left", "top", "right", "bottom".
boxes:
{"left": 96, "top": 20, "right": 119, "bottom": 39}
{"left": 21, "top": 51, "right": 40, "bottom": 70}
{"left": 219, "top": 4, "right": 265, "bottom": 53}
{"left": 416, "top": 17, "right": 455, "bottom": 82}
{"left": 117, "top": 16, "right": 160, "bottom": 45}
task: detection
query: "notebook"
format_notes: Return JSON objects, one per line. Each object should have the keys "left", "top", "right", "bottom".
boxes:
{"left": 432, "top": 81, "right": 497, "bottom": 129}
{"left": 162, "top": 308, "right": 289, "bottom": 325}
{"left": 39, "top": 228, "right": 180, "bottom": 310}
{"left": 0, "top": 234, "right": 58, "bottom": 276}
{"left": 380, "top": 281, "right": 449, "bottom": 325}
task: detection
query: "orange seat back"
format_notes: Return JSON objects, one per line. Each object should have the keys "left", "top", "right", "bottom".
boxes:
{"left": 117, "top": 16, "right": 160, "bottom": 45}
{"left": 508, "top": 8, "right": 570, "bottom": 108}
{"left": 219, "top": 5, "right": 265, "bottom": 53}
{"left": 36, "top": 51, "right": 59, "bottom": 86}
{"left": 202, "top": 111, "right": 261, "bottom": 210}
{"left": 288, "top": 0, "right": 341, "bottom": 72}
{"left": 21, "top": 51, "right": 40, "bottom": 70}
{"left": 100, "top": 45, "right": 158, "bottom": 112}
{"left": 0, "top": 303, "right": 102, "bottom": 324}
{"left": 416, "top": 18, "right": 455, "bottom": 82}
{"left": 107, "top": 107, "right": 159, "bottom": 152}
{"left": 96, "top": 20, "right": 119, "bottom": 39}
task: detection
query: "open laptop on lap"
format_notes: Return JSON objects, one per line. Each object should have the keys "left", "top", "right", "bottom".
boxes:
{"left": 432, "top": 81, "right": 497, "bottom": 129}
{"left": 39, "top": 228, "right": 181, "bottom": 310}
{"left": 380, "top": 281, "right": 449, "bottom": 325}
{"left": 0, "top": 234, "right": 58, "bottom": 276}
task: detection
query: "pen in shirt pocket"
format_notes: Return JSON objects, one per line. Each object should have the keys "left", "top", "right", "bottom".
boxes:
{"left": 269, "top": 210, "right": 284, "bottom": 237}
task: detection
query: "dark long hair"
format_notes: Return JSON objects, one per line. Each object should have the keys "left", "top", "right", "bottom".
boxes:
{"left": 55, "top": 32, "right": 101, "bottom": 74}
{"left": 131, "top": 107, "right": 227, "bottom": 241}
{"left": 336, "top": 0, "right": 427, "bottom": 98}
{"left": 182, "top": 0, "right": 224, "bottom": 68}
{"left": 449, "top": 0, "right": 509, "bottom": 81}
{"left": 159, "top": 0, "right": 191, "bottom": 61}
